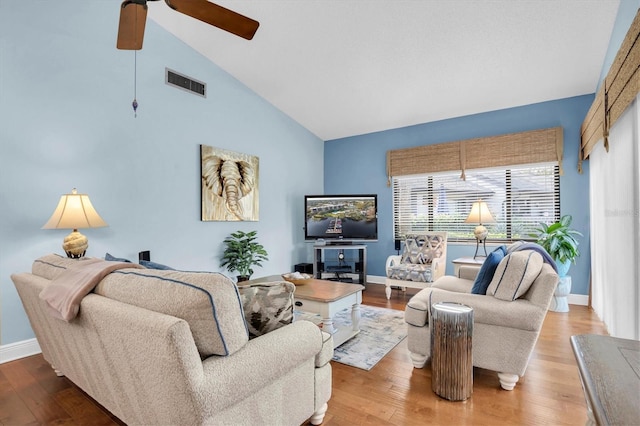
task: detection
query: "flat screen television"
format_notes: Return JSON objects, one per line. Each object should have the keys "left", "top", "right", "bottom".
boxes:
{"left": 304, "top": 194, "right": 378, "bottom": 242}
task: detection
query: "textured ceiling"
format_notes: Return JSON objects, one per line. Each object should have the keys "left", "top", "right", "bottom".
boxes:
{"left": 148, "top": 0, "right": 620, "bottom": 140}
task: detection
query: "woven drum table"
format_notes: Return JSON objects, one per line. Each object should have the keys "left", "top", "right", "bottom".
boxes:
{"left": 430, "top": 302, "right": 474, "bottom": 401}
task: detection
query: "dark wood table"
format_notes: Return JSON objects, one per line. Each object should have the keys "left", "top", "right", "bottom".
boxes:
{"left": 570, "top": 334, "right": 640, "bottom": 425}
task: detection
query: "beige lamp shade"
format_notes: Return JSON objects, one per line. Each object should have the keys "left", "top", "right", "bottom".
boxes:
{"left": 464, "top": 200, "right": 495, "bottom": 258}
{"left": 42, "top": 188, "right": 108, "bottom": 258}
{"left": 464, "top": 200, "right": 496, "bottom": 226}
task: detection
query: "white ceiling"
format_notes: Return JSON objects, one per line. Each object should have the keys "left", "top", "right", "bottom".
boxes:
{"left": 148, "top": 0, "right": 620, "bottom": 141}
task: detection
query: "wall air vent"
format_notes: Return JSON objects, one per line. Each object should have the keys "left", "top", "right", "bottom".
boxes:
{"left": 165, "top": 68, "right": 206, "bottom": 98}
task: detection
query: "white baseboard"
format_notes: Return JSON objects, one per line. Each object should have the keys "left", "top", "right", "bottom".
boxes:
{"left": 367, "top": 275, "right": 385, "bottom": 285}
{"left": 367, "top": 275, "right": 589, "bottom": 306}
{"left": 568, "top": 294, "right": 588, "bottom": 306}
{"left": 0, "top": 338, "right": 41, "bottom": 364}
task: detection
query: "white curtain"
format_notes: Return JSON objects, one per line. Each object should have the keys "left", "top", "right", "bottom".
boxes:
{"left": 589, "top": 94, "right": 640, "bottom": 340}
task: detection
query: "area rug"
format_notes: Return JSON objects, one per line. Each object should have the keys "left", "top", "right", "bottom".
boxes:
{"left": 294, "top": 305, "right": 407, "bottom": 371}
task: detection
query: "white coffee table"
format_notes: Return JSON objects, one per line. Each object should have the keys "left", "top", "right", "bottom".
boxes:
{"left": 293, "top": 279, "right": 364, "bottom": 347}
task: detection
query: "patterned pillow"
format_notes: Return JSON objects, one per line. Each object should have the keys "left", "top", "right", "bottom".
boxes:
{"left": 406, "top": 264, "right": 434, "bottom": 282}
{"left": 387, "top": 263, "right": 433, "bottom": 282}
{"left": 487, "top": 250, "right": 544, "bottom": 301}
{"left": 238, "top": 281, "right": 295, "bottom": 339}
{"left": 401, "top": 235, "right": 445, "bottom": 264}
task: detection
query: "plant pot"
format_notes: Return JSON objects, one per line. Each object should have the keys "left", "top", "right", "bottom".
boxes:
{"left": 236, "top": 275, "right": 250, "bottom": 282}
{"left": 556, "top": 259, "right": 571, "bottom": 277}
{"left": 549, "top": 276, "right": 571, "bottom": 312}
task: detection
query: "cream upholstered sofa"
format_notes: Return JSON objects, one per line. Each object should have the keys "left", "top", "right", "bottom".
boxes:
{"left": 404, "top": 247, "right": 558, "bottom": 391}
{"left": 385, "top": 232, "right": 447, "bottom": 299}
{"left": 12, "top": 254, "right": 332, "bottom": 425}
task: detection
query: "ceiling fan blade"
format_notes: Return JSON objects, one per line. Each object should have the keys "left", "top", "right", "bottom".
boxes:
{"left": 165, "top": 0, "right": 259, "bottom": 40}
{"left": 117, "top": 1, "right": 148, "bottom": 50}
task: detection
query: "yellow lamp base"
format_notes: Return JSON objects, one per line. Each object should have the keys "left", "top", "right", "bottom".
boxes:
{"left": 63, "top": 230, "right": 88, "bottom": 258}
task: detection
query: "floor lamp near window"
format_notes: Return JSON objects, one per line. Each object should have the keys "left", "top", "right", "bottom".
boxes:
{"left": 465, "top": 200, "right": 495, "bottom": 259}
{"left": 42, "top": 188, "right": 108, "bottom": 258}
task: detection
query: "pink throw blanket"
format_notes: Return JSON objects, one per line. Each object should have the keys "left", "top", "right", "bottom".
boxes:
{"left": 39, "top": 258, "right": 144, "bottom": 321}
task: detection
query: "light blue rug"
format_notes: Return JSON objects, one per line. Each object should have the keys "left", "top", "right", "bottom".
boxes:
{"left": 295, "top": 305, "right": 407, "bottom": 371}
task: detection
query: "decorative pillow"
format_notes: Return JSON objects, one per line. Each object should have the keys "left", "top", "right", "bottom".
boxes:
{"left": 388, "top": 263, "right": 406, "bottom": 279}
{"left": 510, "top": 242, "right": 558, "bottom": 273}
{"left": 406, "top": 264, "right": 433, "bottom": 282}
{"left": 487, "top": 250, "right": 544, "bottom": 301}
{"left": 105, "top": 253, "right": 132, "bottom": 263}
{"left": 387, "top": 263, "right": 434, "bottom": 282}
{"left": 95, "top": 269, "right": 248, "bottom": 357}
{"left": 506, "top": 240, "right": 526, "bottom": 254}
{"left": 401, "top": 237, "right": 423, "bottom": 263}
{"left": 470, "top": 245, "right": 507, "bottom": 295}
{"left": 401, "top": 235, "right": 445, "bottom": 264}
{"left": 139, "top": 259, "right": 175, "bottom": 270}
{"left": 237, "top": 281, "right": 295, "bottom": 339}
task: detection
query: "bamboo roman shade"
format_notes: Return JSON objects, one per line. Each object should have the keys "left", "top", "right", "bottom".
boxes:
{"left": 580, "top": 8, "right": 640, "bottom": 169}
{"left": 386, "top": 127, "right": 563, "bottom": 184}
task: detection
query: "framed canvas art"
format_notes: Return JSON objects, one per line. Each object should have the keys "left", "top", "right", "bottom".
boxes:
{"left": 201, "top": 144, "right": 259, "bottom": 221}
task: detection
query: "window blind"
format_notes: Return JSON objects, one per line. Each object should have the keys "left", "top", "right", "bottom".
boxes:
{"left": 393, "top": 163, "right": 560, "bottom": 241}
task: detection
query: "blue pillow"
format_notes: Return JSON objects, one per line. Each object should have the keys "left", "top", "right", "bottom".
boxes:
{"left": 105, "top": 253, "right": 132, "bottom": 263}
{"left": 471, "top": 246, "right": 507, "bottom": 294}
{"left": 139, "top": 259, "right": 175, "bottom": 270}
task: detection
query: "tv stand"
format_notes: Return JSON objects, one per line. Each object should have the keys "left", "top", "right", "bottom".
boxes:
{"left": 313, "top": 244, "right": 366, "bottom": 284}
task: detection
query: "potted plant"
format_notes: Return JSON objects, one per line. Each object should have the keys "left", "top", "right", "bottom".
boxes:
{"left": 531, "top": 214, "right": 582, "bottom": 277}
{"left": 220, "top": 230, "right": 269, "bottom": 281}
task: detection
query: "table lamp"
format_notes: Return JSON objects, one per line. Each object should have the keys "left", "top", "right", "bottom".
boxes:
{"left": 42, "top": 188, "right": 108, "bottom": 258}
{"left": 464, "top": 200, "right": 495, "bottom": 259}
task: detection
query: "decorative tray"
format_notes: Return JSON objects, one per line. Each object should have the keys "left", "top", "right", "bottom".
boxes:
{"left": 282, "top": 272, "right": 312, "bottom": 285}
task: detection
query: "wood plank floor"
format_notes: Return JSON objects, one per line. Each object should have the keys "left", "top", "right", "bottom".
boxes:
{"left": 1, "top": 283, "right": 608, "bottom": 425}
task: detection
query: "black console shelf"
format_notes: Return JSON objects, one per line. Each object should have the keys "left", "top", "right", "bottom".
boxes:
{"left": 313, "top": 244, "right": 367, "bottom": 284}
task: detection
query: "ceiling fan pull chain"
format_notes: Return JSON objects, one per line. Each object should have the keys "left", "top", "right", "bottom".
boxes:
{"left": 132, "top": 44, "right": 138, "bottom": 117}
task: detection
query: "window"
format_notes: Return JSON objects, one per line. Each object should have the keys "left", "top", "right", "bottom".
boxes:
{"left": 392, "top": 163, "right": 560, "bottom": 242}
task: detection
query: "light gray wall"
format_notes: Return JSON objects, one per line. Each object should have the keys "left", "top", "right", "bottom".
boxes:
{"left": 0, "top": 1, "right": 323, "bottom": 345}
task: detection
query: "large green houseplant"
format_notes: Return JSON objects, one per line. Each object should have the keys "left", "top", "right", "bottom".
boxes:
{"left": 220, "top": 230, "right": 269, "bottom": 281}
{"left": 531, "top": 214, "right": 582, "bottom": 277}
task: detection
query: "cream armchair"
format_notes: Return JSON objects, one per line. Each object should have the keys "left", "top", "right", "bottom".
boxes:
{"left": 404, "top": 249, "right": 558, "bottom": 390}
{"left": 385, "top": 232, "right": 447, "bottom": 299}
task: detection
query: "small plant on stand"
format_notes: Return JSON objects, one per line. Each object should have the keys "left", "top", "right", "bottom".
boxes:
{"left": 220, "top": 230, "right": 268, "bottom": 282}
{"left": 531, "top": 214, "right": 582, "bottom": 312}
{"left": 531, "top": 214, "right": 582, "bottom": 276}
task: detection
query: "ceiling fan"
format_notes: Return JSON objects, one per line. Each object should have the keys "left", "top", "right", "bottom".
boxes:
{"left": 117, "top": 0, "right": 260, "bottom": 50}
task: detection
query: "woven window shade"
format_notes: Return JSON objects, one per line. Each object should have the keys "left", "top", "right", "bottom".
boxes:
{"left": 581, "top": 8, "right": 640, "bottom": 168}
{"left": 387, "top": 127, "right": 563, "bottom": 184}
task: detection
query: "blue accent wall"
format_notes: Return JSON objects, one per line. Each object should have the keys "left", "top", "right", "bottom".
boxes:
{"left": 0, "top": 1, "right": 323, "bottom": 345}
{"left": 325, "top": 95, "right": 594, "bottom": 295}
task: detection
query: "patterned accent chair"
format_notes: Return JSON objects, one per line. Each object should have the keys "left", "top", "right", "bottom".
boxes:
{"left": 385, "top": 232, "right": 448, "bottom": 299}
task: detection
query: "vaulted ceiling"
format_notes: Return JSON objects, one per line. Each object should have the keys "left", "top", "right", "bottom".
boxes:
{"left": 148, "top": 0, "right": 620, "bottom": 140}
